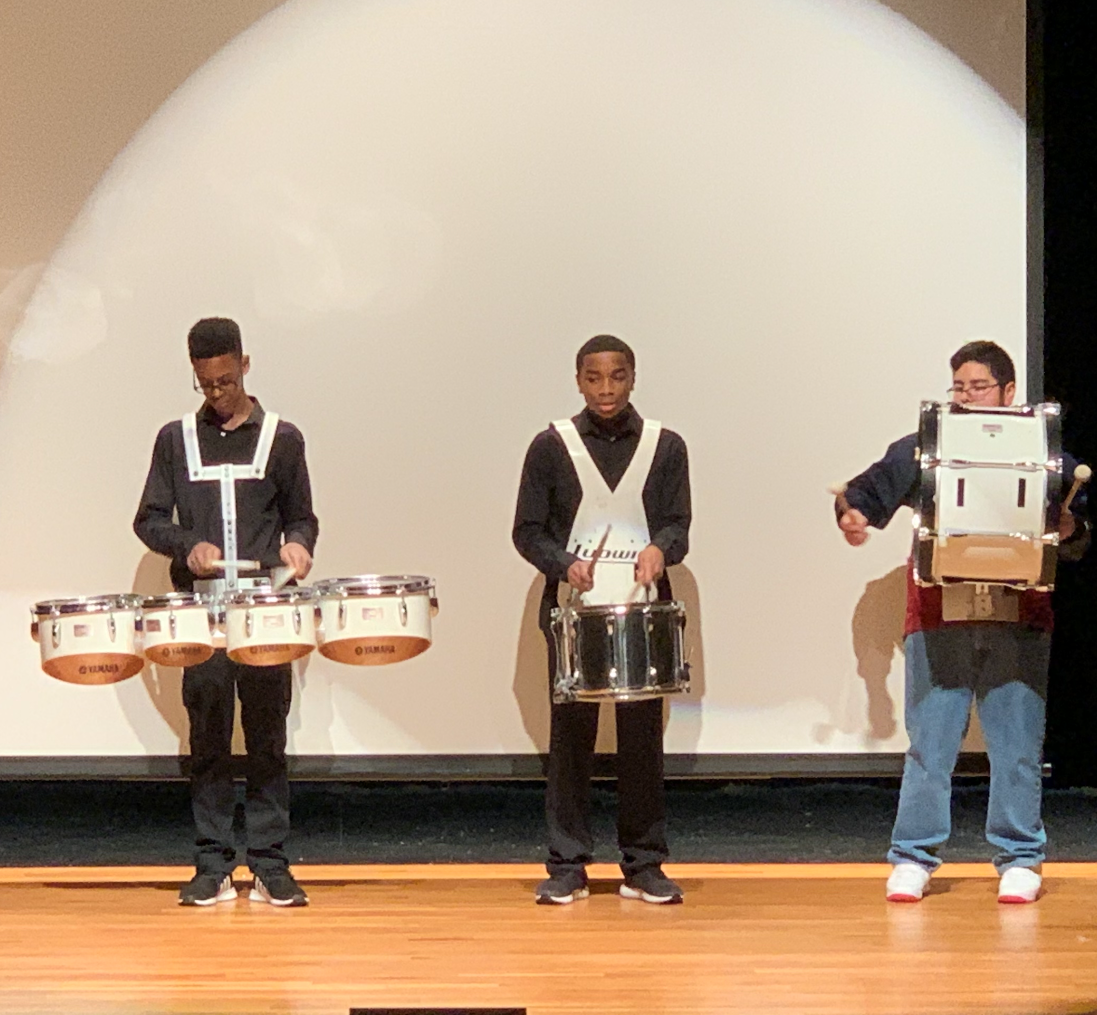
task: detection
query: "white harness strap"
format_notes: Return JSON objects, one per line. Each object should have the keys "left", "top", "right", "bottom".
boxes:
{"left": 181, "top": 410, "right": 280, "bottom": 591}
{"left": 553, "top": 416, "right": 662, "bottom": 605}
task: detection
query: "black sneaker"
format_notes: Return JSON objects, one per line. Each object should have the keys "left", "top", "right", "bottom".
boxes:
{"left": 619, "top": 867, "right": 683, "bottom": 904}
{"left": 178, "top": 872, "right": 236, "bottom": 907}
{"left": 535, "top": 870, "right": 590, "bottom": 905}
{"left": 249, "top": 868, "right": 309, "bottom": 907}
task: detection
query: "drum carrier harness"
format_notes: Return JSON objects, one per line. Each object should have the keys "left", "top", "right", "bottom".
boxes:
{"left": 181, "top": 410, "right": 280, "bottom": 593}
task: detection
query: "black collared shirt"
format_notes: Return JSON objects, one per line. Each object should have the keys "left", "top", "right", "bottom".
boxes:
{"left": 512, "top": 404, "right": 691, "bottom": 606}
{"left": 133, "top": 399, "right": 319, "bottom": 591}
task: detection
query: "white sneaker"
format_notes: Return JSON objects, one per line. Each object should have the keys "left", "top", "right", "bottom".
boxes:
{"left": 998, "top": 866, "right": 1042, "bottom": 904}
{"left": 886, "top": 863, "right": 931, "bottom": 902}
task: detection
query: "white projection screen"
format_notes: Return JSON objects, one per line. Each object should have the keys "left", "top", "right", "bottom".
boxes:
{"left": 0, "top": 0, "right": 1027, "bottom": 775}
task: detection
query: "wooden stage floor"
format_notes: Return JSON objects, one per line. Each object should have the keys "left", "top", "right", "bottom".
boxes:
{"left": 2, "top": 863, "right": 1097, "bottom": 1015}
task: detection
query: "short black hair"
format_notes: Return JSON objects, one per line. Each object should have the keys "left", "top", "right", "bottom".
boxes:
{"left": 188, "top": 317, "right": 242, "bottom": 360}
{"left": 575, "top": 334, "right": 635, "bottom": 373}
{"left": 950, "top": 340, "right": 1015, "bottom": 388}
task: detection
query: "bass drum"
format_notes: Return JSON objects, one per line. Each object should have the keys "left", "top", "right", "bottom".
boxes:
{"left": 913, "top": 400, "right": 1061, "bottom": 588}
{"left": 314, "top": 575, "right": 438, "bottom": 665}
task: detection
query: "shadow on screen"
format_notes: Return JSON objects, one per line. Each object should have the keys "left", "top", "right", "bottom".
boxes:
{"left": 849, "top": 564, "right": 905, "bottom": 741}
{"left": 119, "top": 551, "right": 190, "bottom": 752}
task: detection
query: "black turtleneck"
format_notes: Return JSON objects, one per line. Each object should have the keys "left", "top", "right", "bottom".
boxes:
{"left": 512, "top": 404, "right": 691, "bottom": 611}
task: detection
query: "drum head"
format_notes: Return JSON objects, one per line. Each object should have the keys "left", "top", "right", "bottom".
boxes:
{"left": 32, "top": 594, "right": 141, "bottom": 617}
{"left": 140, "top": 592, "right": 208, "bottom": 610}
{"left": 223, "top": 587, "right": 315, "bottom": 607}
{"left": 314, "top": 575, "right": 434, "bottom": 596}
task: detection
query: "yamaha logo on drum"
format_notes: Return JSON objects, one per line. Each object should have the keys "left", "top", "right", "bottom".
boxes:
{"left": 248, "top": 645, "right": 291, "bottom": 655}
{"left": 78, "top": 663, "right": 121, "bottom": 676}
{"left": 163, "top": 645, "right": 206, "bottom": 658}
{"left": 355, "top": 644, "right": 396, "bottom": 655}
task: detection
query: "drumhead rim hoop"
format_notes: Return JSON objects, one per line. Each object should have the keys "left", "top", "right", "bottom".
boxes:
{"left": 551, "top": 600, "right": 686, "bottom": 621}
{"left": 140, "top": 593, "right": 210, "bottom": 609}
{"left": 222, "top": 588, "right": 316, "bottom": 607}
{"left": 314, "top": 575, "right": 435, "bottom": 596}
{"left": 32, "top": 594, "right": 142, "bottom": 617}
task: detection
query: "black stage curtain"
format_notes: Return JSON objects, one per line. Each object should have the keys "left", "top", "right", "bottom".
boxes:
{"left": 1041, "top": 1, "right": 1097, "bottom": 786}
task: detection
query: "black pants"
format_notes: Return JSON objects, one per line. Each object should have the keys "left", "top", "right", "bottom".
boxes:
{"left": 543, "top": 613, "right": 669, "bottom": 877}
{"left": 182, "top": 650, "right": 292, "bottom": 875}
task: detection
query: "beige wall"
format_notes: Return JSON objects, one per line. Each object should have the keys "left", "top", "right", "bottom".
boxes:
{"left": 0, "top": 0, "right": 1026, "bottom": 760}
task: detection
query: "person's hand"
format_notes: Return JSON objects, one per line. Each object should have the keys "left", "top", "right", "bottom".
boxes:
{"left": 187, "top": 541, "right": 222, "bottom": 576}
{"left": 635, "top": 544, "right": 665, "bottom": 586}
{"left": 1060, "top": 512, "right": 1077, "bottom": 541}
{"left": 566, "top": 559, "right": 594, "bottom": 592}
{"left": 839, "top": 509, "right": 871, "bottom": 547}
{"left": 280, "top": 542, "right": 313, "bottom": 580}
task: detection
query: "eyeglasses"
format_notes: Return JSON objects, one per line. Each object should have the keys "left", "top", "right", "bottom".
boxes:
{"left": 193, "top": 372, "right": 240, "bottom": 395}
{"left": 948, "top": 382, "right": 1000, "bottom": 397}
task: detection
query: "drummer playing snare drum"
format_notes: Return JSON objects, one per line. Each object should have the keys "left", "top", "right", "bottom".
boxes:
{"left": 133, "top": 318, "right": 318, "bottom": 908}
{"left": 512, "top": 335, "right": 692, "bottom": 905}
{"left": 835, "top": 340, "right": 1090, "bottom": 905}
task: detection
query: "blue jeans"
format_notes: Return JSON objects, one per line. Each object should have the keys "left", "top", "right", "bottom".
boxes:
{"left": 888, "top": 624, "right": 1050, "bottom": 874}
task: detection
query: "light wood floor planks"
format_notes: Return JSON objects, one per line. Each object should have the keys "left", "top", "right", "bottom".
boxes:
{"left": 1, "top": 863, "right": 1096, "bottom": 1015}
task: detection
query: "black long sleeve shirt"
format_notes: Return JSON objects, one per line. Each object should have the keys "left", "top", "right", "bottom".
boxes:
{"left": 512, "top": 405, "right": 691, "bottom": 609}
{"left": 133, "top": 399, "right": 319, "bottom": 591}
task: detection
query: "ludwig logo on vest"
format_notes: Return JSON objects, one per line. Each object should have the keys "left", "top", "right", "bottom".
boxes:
{"left": 571, "top": 543, "right": 640, "bottom": 561}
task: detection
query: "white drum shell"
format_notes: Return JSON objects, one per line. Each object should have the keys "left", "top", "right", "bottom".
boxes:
{"left": 317, "top": 591, "right": 434, "bottom": 665}
{"left": 35, "top": 606, "right": 142, "bottom": 684}
{"left": 140, "top": 603, "right": 215, "bottom": 667}
{"left": 225, "top": 600, "right": 317, "bottom": 666}
{"left": 934, "top": 409, "right": 1049, "bottom": 542}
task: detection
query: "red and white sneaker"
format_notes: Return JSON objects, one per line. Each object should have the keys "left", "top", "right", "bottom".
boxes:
{"left": 886, "top": 863, "right": 931, "bottom": 902}
{"left": 998, "top": 866, "right": 1042, "bottom": 904}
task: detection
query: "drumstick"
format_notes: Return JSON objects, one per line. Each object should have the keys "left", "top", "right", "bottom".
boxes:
{"left": 587, "top": 524, "right": 612, "bottom": 580}
{"left": 1062, "top": 463, "right": 1092, "bottom": 515}
{"left": 211, "top": 560, "right": 261, "bottom": 571}
{"left": 270, "top": 565, "right": 296, "bottom": 592}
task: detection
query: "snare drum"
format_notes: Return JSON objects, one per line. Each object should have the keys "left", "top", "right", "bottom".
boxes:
{"left": 30, "top": 595, "right": 144, "bottom": 684}
{"left": 913, "top": 401, "right": 1062, "bottom": 588}
{"left": 139, "top": 592, "right": 215, "bottom": 667}
{"left": 314, "top": 575, "right": 438, "bottom": 665}
{"left": 550, "top": 600, "right": 689, "bottom": 704}
{"left": 223, "top": 587, "right": 317, "bottom": 666}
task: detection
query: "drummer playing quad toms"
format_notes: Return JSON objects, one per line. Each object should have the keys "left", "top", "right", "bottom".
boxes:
{"left": 513, "top": 335, "right": 692, "bottom": 905}
{"left": 133, "top": 318, "right": 319, "bottom": 908}
{"left": 836, "top": 341, "right": 1089, "bottom": 905}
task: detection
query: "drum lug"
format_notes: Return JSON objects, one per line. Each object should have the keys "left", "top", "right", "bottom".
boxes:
{"left": 338, "top": 597, "right": 347, "bottom": 630}
{"left": 108, "top": 612, "right": 117, "bottom": 643}
{"left": 169, "top": 611, "right": 177, "bottom": 641}
{"left": 430, "top": 596, "right": 439, "bottom": 617}
{"left": 293, "top": 606, "right": 302, "bottom": 635}
{"left": 399, "top": 595, "right": 408, "bottom": 627}
{"left": 51, "top": 619, "right": 61, "bottom": 649}
{"left": 245, "top": 609, "right": 254, "bottom": 638}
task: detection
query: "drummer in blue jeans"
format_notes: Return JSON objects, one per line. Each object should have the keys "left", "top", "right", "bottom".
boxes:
{"left": 836, "top": 341, "right": 1089, "bottom": 903}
